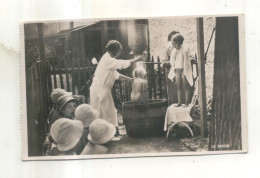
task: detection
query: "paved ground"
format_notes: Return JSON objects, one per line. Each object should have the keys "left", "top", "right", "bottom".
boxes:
{"left": 180, "top": 137, "right": 209, "bottom": 151}
{"left": 107, "top": 112, "right": 210, "bottom": 154}
{"left": 108, "top": 113, "right": 190, "bottom": 154}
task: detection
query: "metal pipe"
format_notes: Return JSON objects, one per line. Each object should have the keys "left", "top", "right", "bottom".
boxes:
{"left": 142, "top": 62, "right": 161, "bottom": 64}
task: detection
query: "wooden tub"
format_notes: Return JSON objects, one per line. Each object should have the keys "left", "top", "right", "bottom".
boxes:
{"left": 122, "top": 99, "right": 167, "bottom": 137}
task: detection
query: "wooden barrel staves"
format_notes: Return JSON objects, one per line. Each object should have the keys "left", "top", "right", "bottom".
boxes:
{"left": 122, "top": 99, "right": 167, "bottom": 137}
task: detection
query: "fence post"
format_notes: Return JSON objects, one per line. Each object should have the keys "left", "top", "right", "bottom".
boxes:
{"left": 37, "top": 23, "right": 49, "bottom": 154}
{"left": 76, "top": 57, "right": 82, "bottom": 94}
{"left": 70, "top": 33, "right": 77, "bottom": 94}
{"left": 86, "top": 57, "right": 92, "bottom": 82}
{"left": 119, "top": 80, "right": 123, "bottom": 102}
{"left": 147, "top": 57, "right": 152, "bottom": 99}
{"left": 64, "top": 38, "right": 71, "bottom": 92}
{"left": 125, "top": 81, "right": 129, "bottom": 101}
{"left": 163, "top": 67, "right": 168, "bottom": 100}
{"left": 157, "top": 57, "right": 163, "bottom": 98}
{"left": 46, "top": 62, "right": 53, "bottom": 109}
{"left": 57, "top": 56, "right": 64, "bottom": 89}
{"left": 151, "top": 57, "right": 156, "bottom": 99}
{"left": 196, "top": 18, "right": 208, "bottom": 137}
{"left": 53, "top": 67, "right": 57, "bottom": 88}
{"left": 80, "top": 31, "right": 87, "bottom": 96}
{"left": 71, "top": 57, "right": 76, "bottom": 94}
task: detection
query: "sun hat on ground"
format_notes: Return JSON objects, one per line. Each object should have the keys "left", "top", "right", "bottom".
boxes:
{"left": 75, "top": 104, "right": 98, "bottom": 128}
{"left": 51, "top": 88, "right": 72, "bottom": 104}
{"left": 57, "top": 94, "right": 78, "bottom": 111}
{"left": 50, "top": 118, "right": 84, "bottom": 151}
{"left": 88, "top": 119, "right": 116, "bottom": 145}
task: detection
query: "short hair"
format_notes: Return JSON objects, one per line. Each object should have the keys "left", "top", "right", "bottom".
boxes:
{"left": 133, "top": 67, "right": 147, "bottom": 79}
{"left": 106, "top": 40, "right": 122, "bottom": 57}
{"left": 172, "top": 34, "right": 184, "bottom": 44}
{"left": 167, "top": 31, "right": 179, "bottom": 41}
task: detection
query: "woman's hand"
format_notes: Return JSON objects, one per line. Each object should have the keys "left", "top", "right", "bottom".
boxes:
{"left": 124, "top": 77, "right": 134, "bottom": 83}
{"left": 130, "top": 55, "right": 145, "bottom": 65}
{"left": 136, "top": 55, "right": 145, "bottom": 62}
{"left": 129, "top": 78, "right": 134, "bottom": 82}
{"left": 127, "top": 77, "right": 134, "bottom": 83}
{"left": 119, "top": 74, "right": 133, "bottom": 82}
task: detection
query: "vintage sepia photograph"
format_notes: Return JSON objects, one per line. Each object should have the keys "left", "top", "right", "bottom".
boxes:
{"left": 21, "top": 15, "right": 247, "bottom": 160}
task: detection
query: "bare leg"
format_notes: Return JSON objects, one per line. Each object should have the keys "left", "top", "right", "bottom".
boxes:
{"left": 165, "top": 71, "right": 177, "bottom": 105}
{"left": 182, "top": 74, "right": 191, "bottom": 106}
{"left": 175, "top": 69, "right": 183, "bottom": 106}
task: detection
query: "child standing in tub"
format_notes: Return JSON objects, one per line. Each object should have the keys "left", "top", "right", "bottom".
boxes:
{"left": 131, "top": 66, "right": 147, "bottom": 103}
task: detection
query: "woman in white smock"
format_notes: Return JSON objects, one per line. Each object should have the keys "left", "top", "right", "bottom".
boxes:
{"left": 90, "top": 40, "right": 144, "bottom": 136}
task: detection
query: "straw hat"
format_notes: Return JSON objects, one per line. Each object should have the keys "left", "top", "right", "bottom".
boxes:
{"left": 57, "top": 94, "right": 78, "bottom": 111}
{"left": 51, "top": 88, "right": 72, "bottom": 104}
{"left": 75, "top": 104, "right": 98, "bottom": 128}
{"left": 50, "top": 118, "right": 84, "bottom": 151}
{"left": 88, "top": 119, "right": 116, "bottom": 144}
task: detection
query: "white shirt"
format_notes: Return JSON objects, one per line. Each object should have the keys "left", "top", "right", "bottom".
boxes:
{"left": 91, "top": 52, "right": 130, "bottom": 91}
{"left": 168, "top": 46, "right": 194, "bottom": 86}
{"left": 170, "top": 46, "right": 189, "bottom": 69}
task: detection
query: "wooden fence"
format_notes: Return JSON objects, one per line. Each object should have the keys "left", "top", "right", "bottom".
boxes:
{"left": 26, "top": 61, "right": 52, "bottom": 156}
{"left": 49, "top": 55, "right": 95, "bottom": 100}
